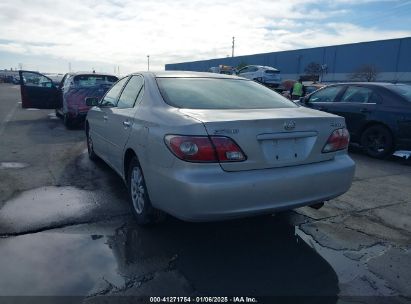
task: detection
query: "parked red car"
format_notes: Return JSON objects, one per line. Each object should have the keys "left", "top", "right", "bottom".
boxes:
{"left": 19, "top": 71, "right": 118, "bottom": 128}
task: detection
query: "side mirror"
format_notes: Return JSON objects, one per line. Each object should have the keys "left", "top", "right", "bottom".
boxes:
{"left": 299, "top": 97, "right": 305, "bottom": 103}
{"left": 85, "top": 97, "right": 99, "bottom": 106}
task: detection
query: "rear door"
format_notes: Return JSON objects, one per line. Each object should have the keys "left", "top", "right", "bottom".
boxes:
{"left": 19, "top": 70, "right": 59, "bottom": 109}
{"left": 330, "top": 85, "right": 379, "bottom": 139}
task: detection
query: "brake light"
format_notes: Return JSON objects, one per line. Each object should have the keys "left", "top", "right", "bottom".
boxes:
{"left": 322, "top": 128, "right": 350, "bottom": 153}
{"left": 164, "top": 135, "right": 246, "bottom": 163}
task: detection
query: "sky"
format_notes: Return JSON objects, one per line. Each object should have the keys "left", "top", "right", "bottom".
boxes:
{"left": 0, "top": 0, "right": 410, "bottom": 74}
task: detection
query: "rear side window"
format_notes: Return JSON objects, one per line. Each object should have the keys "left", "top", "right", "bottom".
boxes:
{"left": 157, "top": 78, "right": 297, "bottom": 109}
{"left": 117, "top": 76, "right": 144, "bottom": 108}
{"left": 309, "top": 86, "right": 341, "bottom": 103}
{"left": 341, "top": 86, "right": 375, "bottom": 103}
{"left": 388, "top": 84, "right": 411, "bottom": 102}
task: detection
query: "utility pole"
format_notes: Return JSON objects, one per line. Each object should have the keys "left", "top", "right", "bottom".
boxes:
{"left": 147, "top": 55, "right": 150, "bottom": 71}
{"left": 232, "top": 36, "right": 235, "bottom": 57}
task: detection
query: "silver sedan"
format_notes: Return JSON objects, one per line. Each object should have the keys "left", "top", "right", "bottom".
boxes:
{"left": 85, "top": 71, "right": 355, "bottom": 224}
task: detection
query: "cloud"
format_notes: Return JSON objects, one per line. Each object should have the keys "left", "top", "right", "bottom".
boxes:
{"left": 0, "top": 0, "right": 410, "bottom": 73}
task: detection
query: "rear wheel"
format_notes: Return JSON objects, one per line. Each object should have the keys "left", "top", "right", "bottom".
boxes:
{"left": 63, "top": 114, "right": 74, "bottom": 129}
{"left": 360, "top": 125, "right": 394, "bottom": 159}
{"left": 55, "top": 109, "right": 63, "bottom": 118}
{"left": 127, "top": 157, "right": 165, "bottom": 225}
{"left": 86, "top": 125, "right": 98, "bottom": 161}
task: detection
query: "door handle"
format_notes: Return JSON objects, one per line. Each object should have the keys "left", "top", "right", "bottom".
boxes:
{"left": 103, "top": 115, "right": 108, "bottom": 120}
{"left": 319, "top": 106, "right": 327, "bottom": 111}
{"left": 360, "top": 108, "right": 371, "bottom": 113}
{"left": 123, "top": 121, "right": 131, "bottom": 127}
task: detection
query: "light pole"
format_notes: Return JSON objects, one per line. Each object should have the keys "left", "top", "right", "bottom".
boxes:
{"left": 232, "top": 36, "right": 235, "bottom": 57}
{"left": 147, "top": 55, "right": 150, "bottom": 71}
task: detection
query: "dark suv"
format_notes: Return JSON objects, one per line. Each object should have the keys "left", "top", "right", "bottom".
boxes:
{"left": 300, "top": 82, "right": 411, "bottom": 158}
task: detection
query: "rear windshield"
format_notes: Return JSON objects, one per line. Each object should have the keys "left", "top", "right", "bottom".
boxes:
{"left": 156, "top": 78, "right": 297, "bottom": 109}
{"left": 388, "top": 84, "right": 411, "bottom": 102}
{"left": 264, "top": 70, "right": 280, "bottom": 74}
{"left": 73, "top": 75, "right": 118, "bottom": 87}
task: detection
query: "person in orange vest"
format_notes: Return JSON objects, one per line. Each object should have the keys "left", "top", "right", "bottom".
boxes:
{"left": 290, "top": 78, "right": 305, "bottom": 100}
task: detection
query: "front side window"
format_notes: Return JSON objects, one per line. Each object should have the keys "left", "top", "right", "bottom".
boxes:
{"left": 157, "top": 78, "right": 297, "bottom": 109}
{"left": 21, "top": 71, "right": 53, "bottom": 88}
{"left": 117, "top": 76, "right": 144, "bottom": 109}
{"left": 341, "top": 86, "right": 375, "bottom": 103}
{"left": 309, "top": 86, "right": 342, "bottom": 103}
{"left": 100, "top": 77, "right": 128, "bottom": 107}
{"left": 238, "top": 67, "right": 250, "bottom": 74}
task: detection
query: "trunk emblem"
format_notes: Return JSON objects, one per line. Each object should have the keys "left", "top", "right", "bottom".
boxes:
{"left": 284, "top": 121, "right": 296, "bottom": 131}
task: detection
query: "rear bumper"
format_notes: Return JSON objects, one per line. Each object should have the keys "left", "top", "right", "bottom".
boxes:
{"left": 148, "top": 154, "right": 355, "bottom": 221}
{"left": 66, "top": 110, "right": 88, "bottom": 122}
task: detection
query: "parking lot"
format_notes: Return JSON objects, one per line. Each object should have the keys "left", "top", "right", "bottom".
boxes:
{"left": 0, "top": 83, "right": 410, "bottom": 302}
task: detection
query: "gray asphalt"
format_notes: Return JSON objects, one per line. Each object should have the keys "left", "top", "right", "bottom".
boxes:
{"left": 0, "top": 83, "right": 410, "bottom": 302}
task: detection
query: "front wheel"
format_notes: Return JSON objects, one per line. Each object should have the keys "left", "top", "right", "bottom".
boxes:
{"left": 127, "top": 157, "right": 165, "bottom": 225}
{"left": 360, "top": 125, "right": 394, "bottom": 158}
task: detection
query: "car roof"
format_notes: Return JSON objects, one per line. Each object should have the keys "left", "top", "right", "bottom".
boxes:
{"left": 138, "top": 71, "right": 244, "bottom": 79}
{"left": 243, "top": 65, "right": 279, "bottom": 71}
{"left": 325, "top": 82, "right": 407, "bottom": 88}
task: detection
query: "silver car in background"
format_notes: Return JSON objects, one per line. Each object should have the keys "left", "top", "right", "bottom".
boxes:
{"left": 85, "top": 72, "right": 355, "bottom": 225}
{"left": 237, "top": 65, "right": 282, "bottom": 87}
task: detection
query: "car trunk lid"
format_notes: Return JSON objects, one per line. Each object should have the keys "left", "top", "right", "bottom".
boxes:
{"left": 179, "top": 107, "right": 346, "bottom": 172}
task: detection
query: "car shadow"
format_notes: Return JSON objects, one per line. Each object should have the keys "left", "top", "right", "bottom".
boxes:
{"left": 107, "top": 214, "right": 339, "bottom": 299}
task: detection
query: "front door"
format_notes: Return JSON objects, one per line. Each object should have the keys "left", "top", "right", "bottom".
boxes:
{"left": 88, "top": 77, "right": 129, "bottom": 163}
{"left": 19, "top": 71, "right": 59, "bottom": 109}
{"left": 330, "top": 85, "right": 379, "bottom": 140}
{"left": 104, "top": 75, "right": 144, "bottom": 173}
{"left": 305, "top": 85, "right": 344, "bottom": 113}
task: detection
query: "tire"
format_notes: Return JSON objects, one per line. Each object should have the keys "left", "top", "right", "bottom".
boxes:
{"left": 63, "top": 114, "right": 74, "bottom": 129}
{"left": 360, "top": 125, "right": 394, "bottom": 159}
{"left": 127, "top": 157, "right": 165, "bottom": 225}
{"left": 55, "top": 109, "right": 63, "bottom": 118}
{"left": 86, "top": 125, "right": 98, "bottom": 161}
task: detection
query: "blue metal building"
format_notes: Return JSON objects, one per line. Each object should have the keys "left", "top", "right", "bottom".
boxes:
{"left": 165, "top": 37, "right": 411, "bottom": 83}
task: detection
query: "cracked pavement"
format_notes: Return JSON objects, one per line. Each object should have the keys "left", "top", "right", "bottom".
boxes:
{"left": 0, "top": 83, "right": 410, "bottom": 303}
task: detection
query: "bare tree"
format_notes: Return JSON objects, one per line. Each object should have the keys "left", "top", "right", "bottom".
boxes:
{"left": 349, "top": 64, "right": 379, "bottom": 82}
{"left": 236, "top": 61, "right": 248, "bottom": 70}
{"left": 304, "top": 62, "right": 322, "bottom": 80}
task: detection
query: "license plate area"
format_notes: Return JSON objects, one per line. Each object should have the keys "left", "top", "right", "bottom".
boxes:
{"left": 272, "top": 138, "right": 306, "bottom": 162}
{"left": 258, "top": 132, "right": 317, "bottom": 165}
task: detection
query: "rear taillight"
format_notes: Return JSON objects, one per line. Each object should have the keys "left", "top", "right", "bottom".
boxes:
{"left": 164, "top": 135, "right": 246, "bottom": 163}
{"left": 322, "top": 128, "right": 350, "bottom": 153}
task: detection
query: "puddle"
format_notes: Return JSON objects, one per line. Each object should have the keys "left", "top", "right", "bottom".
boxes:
{"left": 0, "top": 186, "right": 100, "bottom": 235}
{"left": 0, "top": 162, "right": 29, "bottom": 169}
{"left": 0, "top": 232, "right": 124, "bottom": 296}
{"left": 48, "top": 112, "right": 59, "bottom": 120}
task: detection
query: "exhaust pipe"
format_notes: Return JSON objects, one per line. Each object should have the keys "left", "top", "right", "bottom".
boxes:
{"left": 309, "top": 202, "right": 324, "bottom": 210}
